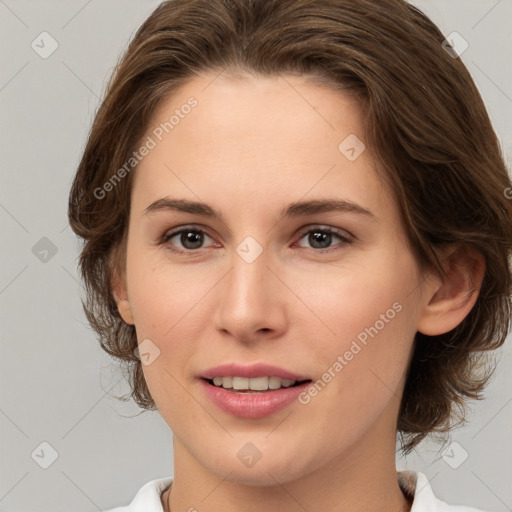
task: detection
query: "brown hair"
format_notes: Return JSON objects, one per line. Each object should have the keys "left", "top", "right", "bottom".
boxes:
{"left": 68, "top": 0, "right": 512, "bottom": 454}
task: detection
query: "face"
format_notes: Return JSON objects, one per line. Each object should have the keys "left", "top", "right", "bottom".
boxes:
{"left": 114, "top": 71, "right": 430, "bottom": 485}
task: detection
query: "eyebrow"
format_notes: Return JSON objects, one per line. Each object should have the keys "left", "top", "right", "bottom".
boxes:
{"left": 144, "top": 197, "right": 376, "bottom": 222}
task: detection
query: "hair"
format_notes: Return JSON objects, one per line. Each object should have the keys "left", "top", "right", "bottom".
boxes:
{"left": 68, "top": 0, "right": 512, "bottom": 455}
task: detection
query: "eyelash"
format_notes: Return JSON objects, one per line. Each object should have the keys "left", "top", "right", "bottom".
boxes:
{"left": 159, "top": 224, "right": 353, "bottom": 255}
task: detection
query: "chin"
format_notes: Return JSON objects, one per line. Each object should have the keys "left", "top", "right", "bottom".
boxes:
{"left": 212, "top": 463, "right": 303, "bottom": 487}
{"left": 198, "top": 443, "right": 312, "bottom": 487}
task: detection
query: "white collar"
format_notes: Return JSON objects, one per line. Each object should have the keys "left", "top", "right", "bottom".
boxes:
{"left": 105, "top": 470, "right": 487, "bottom": 512}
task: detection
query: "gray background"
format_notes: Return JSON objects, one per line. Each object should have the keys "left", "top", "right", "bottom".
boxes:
{"left": 1, "top": 1, "right": 511, "bottom": 511}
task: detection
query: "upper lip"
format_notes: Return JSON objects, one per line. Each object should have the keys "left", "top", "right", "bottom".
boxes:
{"left": 201, "top": 363, "right": 310, "bottom": 381}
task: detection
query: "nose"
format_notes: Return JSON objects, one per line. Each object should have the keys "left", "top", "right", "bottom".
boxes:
{"left": 213, "top": 244, "right": 288, "bottom": 344}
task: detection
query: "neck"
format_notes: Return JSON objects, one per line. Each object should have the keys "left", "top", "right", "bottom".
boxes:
{"left": 165, "top": 428, "right": 412, "bottom": 512}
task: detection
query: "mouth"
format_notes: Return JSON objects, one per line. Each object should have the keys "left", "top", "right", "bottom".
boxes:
{"left": 199, "top": 372, "right": 313, "bottom": 418}
{"left": 203, "top": 376, "right": 312, "bottom": 393}
{"left": 199, "top": 363, "right": 313, "bottom": 417}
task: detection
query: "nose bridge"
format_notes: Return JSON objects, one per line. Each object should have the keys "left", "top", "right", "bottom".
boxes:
{"left": 228, "top": 238, "right": 272, "bottom": 305}
{"left": 214, "top": 236, "right": 285, "bottom": 338}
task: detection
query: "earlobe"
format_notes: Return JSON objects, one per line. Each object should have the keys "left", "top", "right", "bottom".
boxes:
{"left": 111, "top": 270, "right": 135, "bottom": 326}
{"left": 416, "top": 245, "right": 485, "bottom": 336}
{"left": 113, "top": 289, "right": 135, "bottom": 326}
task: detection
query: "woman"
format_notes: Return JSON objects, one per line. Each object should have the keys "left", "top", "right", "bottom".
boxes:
{"left": 68, "top": 0, "right": 512, "bottom": 510}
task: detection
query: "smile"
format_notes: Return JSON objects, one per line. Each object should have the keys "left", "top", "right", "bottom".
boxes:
{"left": 200, "top": 378, "right": 312, "bottom": 418}
{"left": 209, "top": 376, "right": 302, "bottom": 392}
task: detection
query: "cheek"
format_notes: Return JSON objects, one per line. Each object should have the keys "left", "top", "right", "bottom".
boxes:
{"left": 127, "top": 245, "right": 209, "bottom": 338}
{"left": 303, "top": 250, "right": 414, "bottom": 336}
{"left": 302, "top": 249, "right": 418, "bottom": 389}
{"left": 127, "top": 261, "right": 212, "bottom": 416}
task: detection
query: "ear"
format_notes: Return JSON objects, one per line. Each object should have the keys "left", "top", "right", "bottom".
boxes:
{"left": 417, "top": 244, "right": 485, "bottom": 336}
{"left": 110, "top": 252, "right": 135, "bottom": 326}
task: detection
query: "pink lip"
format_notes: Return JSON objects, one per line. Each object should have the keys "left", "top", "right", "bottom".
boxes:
{"left": 200, "top": 363, "right": 312, "bottom": 418}
{"left": 199, "top": 379, "right": 311, "bottom": 419}
{"left": 201, "top": 363, "right": 309, "bottom": 381}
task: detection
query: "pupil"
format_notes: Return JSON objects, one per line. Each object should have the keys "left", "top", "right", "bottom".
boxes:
{"left": 182, "top": 231, "right": 203, "bottom": 249}
{"left": 310, "top": 231, "right": 330, "bottom": 249}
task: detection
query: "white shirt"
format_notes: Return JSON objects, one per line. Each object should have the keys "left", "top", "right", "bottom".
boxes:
{"left": 103, "top": 470, "right": 489, "bottom": 512}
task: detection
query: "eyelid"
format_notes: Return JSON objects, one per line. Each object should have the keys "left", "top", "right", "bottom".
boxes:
{"left": 160, "top": 223, "right": 354, "bottom": 254}
{"left": 295, "top": 224, "right": 354, "bottom": 242}
{"left": 160, "top": 223, "right": 353, "bottom": 242}
{"left": 160, "top": 224, "right": 216, "bottom": 245}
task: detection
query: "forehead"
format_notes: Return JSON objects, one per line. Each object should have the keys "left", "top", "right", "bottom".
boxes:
{"left": 132, "top": 71, "right": 394, "bottom": 223}
{"left": 150, "top": 71, "right": 364, "bottom": 156}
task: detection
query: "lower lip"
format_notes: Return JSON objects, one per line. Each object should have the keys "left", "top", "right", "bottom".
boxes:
{"left": 200, "top": 379, "right": 311, "bottom": 418}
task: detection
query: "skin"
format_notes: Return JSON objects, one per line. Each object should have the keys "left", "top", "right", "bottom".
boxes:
{"left": 112, "top": 71, "right": 485, "bottom": 512}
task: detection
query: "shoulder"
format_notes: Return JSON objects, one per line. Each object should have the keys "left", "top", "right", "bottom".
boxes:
{"left": 398, "top": 470, "right": 492, "bottom": 512}
{"left": 102, "top": 476, "right": 173, "bottom": 512}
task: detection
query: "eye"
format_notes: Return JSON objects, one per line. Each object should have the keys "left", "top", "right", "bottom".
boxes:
{"left": 159, "top": 224, "right": 353, "bottom": 255}
{"left": 294, "top": 225, "right": 353, "bottom": 252}
{"left": 160, "top": 226, "right": 216, "bottom": 253}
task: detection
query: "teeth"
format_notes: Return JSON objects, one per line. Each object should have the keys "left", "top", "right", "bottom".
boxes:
{"left": 211, "top": 376, "right": 298, "bottom": 391}
{"left": 232, "top": 377, "right": 249, "bottom": 390}
{"left": 269, "top": 376, "right": 282, "bottom": 389}
{"left": 249, "top": 376, "right": 268, "bottom": 390}
{"left": 212, "top": 376, "right": 223, "bottom": 387}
